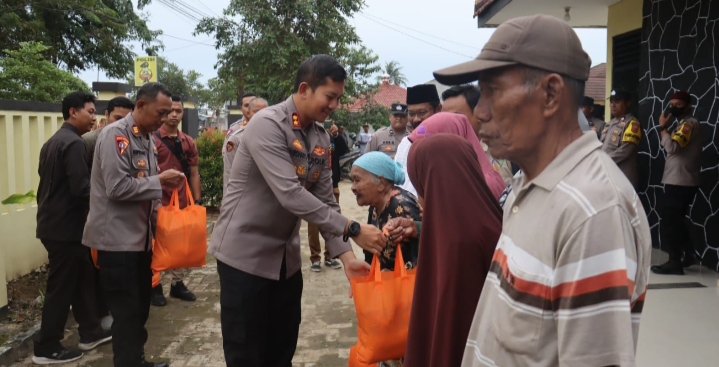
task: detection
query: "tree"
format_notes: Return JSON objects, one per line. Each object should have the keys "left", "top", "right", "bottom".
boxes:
{"left": 196, "top": 0, "right": 381, "bottom": 105}
{"left": 378, "top": 60, "right": 408, "bottom": 86}
{"left": 0, "top": 42, "right": 90, "bottom": 103}
{"left": 0, "top": 0, "right": 162, "bottom": 79}
{"left": 332, "top": 90, "right": 391, "bottom": 133}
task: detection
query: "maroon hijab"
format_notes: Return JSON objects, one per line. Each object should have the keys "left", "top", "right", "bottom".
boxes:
{"left": 404, "top": 134, "right": 502, "bottom": 367}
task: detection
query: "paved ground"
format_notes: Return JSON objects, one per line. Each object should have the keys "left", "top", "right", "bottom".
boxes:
{"left": 10, "top": 182, "right": 367, "bottom": 367}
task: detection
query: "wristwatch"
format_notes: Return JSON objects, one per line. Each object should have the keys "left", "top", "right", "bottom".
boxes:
{"left": 658, "top": 125, "right": 667, "bottom": 131}
{"left": 195, "top": 198, "right": 203, "bottom": 205}
{"left": 343, "top": 220, "right": 361, "bottom": 242}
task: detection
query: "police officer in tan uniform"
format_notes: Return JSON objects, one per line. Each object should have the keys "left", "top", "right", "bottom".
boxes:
{"left": 651, "top": 90, "right": 702, "bottom": 275}
{"left": 601, "top": 89, "right": 642, "bottom": 188}
{"left": 222, "top": 92, "right": 256, "bottom": 155}
{"left": 581, "top": 96, "right": 605, "bottom": 139}
{"left": 83, "top": 83, "right": 185, "bottom": 367}
{"left": 222, "top": 97, "right": 268, "bottom": 193}
{"left": 209, "top": 55, "right": 386, "bottom": 367}
{"left": 364, "top": 103, "right": 409, "bottom": 158}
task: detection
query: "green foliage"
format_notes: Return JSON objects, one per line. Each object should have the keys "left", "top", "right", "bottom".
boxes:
{"left": 1, "top": 190, "right": 36, "bottom": 205}
{"left": 196, "top": 0, "right": 381, "bottom": 105}
{"left": 378, "top": 60, "right": 408, "bottom": 86}
{"left": 0, "top": 42, "right": 89, "bottom": 102}
{"left": 0, "top": 0, "right": 162, "bottom": 79}
{"left": 196, "top": 128, "right": 225, "bottom": 207}
{"left": 200, "top": 77, "right": 236, "bottom": 114}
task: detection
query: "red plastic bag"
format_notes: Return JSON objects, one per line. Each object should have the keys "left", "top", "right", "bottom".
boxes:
{"left": 152, "top": 181, "right": 207, "bottom": 272}
{"left": 350, "top": 249, "right": 416, "bottom": 363}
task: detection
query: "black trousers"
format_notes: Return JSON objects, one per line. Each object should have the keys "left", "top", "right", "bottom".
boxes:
{"left": 661, "top": 184, "right": 698, "bottom": 262}
{"left": 98, "top": 250, "right": 152, "bottom": 367}
{"left": 217, "top": 259, "right": 303, "bottom": 367}
{"left": 35, "top": 241, "right": 103, "bottom": 354}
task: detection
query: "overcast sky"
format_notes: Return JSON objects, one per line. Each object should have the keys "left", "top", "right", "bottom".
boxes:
{"left": 78, "top": 0, "right": 607, "bottom": 88}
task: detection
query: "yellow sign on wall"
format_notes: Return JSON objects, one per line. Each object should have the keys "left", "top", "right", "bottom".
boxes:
{"left": 134, "top": 56, "right": 158, "bottom": 85}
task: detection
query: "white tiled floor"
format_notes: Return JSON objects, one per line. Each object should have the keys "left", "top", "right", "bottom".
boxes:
{"left": 636, "top": 249, "right": 719, "bottom": 367}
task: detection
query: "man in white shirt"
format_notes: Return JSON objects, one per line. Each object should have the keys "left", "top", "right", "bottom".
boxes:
{"left": 357, "top": 124, "right": 371, "bottom": 153}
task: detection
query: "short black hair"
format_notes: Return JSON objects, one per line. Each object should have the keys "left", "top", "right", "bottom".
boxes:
{"left": 62, "top": 91, "right": 97, "bottom": 120}
{"left": 106, "top": 96, "right": 134, "bottom": 114}
{"left": 171, "top": 95, "right": 184, "bottom": 107}
{"left": 242, "top": 92, "right": 256, "bottom": 99}
{"left": 430, "top": 101, "right": 441, "bottom": 111}
{"left": 293, "top": 55, "right": 347, "bottom": 92}
{"left": 442, "top": 85, "right": 481, "bottom": 110}
{"left": 136, "top": 82, "right": 172, "bottom": 103}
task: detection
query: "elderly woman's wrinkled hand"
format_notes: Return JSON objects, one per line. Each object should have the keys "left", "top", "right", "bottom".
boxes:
{"left": 382, "top": 217, "right": 418, "bottom": 243}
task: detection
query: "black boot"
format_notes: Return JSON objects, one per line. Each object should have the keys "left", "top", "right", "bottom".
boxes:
{"left": 651, "top": 261, "right": 684, "bottom": 275}
{"left": 150, "top": 285, "right": 167, "bottom": 306}
{"left": 682, "top": 253, "right": 698, "bottom": 268}
{"left": 170, "top": 281, "right": 196, "bottom": 302}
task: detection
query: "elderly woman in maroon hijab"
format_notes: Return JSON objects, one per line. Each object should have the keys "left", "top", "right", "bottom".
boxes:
{"left": 400, "top": 134, "right": 502, "bottom": 367}
{"left": 401, "top": 112, "right": 506, "bottom": 200}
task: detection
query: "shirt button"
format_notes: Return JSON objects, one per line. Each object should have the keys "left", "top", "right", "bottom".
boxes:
{"left": 512, "top": 206, "right": 519, "bottom": 213}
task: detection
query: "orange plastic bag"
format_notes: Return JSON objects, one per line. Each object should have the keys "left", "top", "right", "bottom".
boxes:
{"left": 348, "top": 345, "right": 375, "bottom": 367}
{"left": 152, "top": 180, "right": 207, "bottom": 272}
{"left": 350, "top": 249, "right": 416, "bottom": 363}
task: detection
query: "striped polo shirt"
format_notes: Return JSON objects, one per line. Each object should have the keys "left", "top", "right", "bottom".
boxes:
{"left": 462, "top": 132, "right": 651, "bottom": 367}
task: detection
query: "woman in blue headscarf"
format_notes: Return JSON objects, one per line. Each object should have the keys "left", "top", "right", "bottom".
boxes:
{"left": 350, "top": 152, "right": 422, "bottom": 271}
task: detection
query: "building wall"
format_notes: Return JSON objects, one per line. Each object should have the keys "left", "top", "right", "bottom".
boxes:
{"left": 639, "top": 0, "right": 719, "bottom": 270}
{"left": 605, "top": 0, "right": 644, "bottom": 119}
{"left": 0, "top": 108, "right": 64, "bottom": 297}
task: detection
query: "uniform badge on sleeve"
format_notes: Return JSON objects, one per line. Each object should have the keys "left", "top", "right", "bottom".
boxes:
{"left": 226, "top": 141, "right": 235, "bottom": 153}
{"left": 115, "top": 135, "right": 130, "bottom": 156}
{"left": 291, "top": 113, "right": 301, "bottom": 129}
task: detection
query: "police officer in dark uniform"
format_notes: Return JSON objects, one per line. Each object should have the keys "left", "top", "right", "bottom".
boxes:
{"left": 601, "top": 89, "right": 643, "bottom": 189}
{"left": 364, "top": 103, "right": 409, "bottom": 158}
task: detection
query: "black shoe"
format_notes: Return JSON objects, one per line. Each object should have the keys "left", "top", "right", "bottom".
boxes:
{"left": 78, "top": 328, "right": 112, "bottom": 351}
{"left": 651, "top": 261, "right": 684, "bottom": 275}
{"left": 32, "top": 347, "right": 83, "bottom": 365}
{"left": 170, "top": 281, "right": 196, "bottom": 302}
{"left": 150, "top": 285, "right": 167, "bottom": 306}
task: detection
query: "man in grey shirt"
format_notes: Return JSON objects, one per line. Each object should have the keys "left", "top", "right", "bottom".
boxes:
{"left": 83, "top": 83, "right": 185, "bottom": 367}
{"left": 209, "top": 55, "right": 386, "bottom": 366}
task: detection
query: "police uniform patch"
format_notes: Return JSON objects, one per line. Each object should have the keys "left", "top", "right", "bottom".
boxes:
{"left": 136, "top": 171, "right": 146, "bottom": 178}
{"left": 622, "top": 119, "right": 642, "bottom": 145}
{"left": 137, "top": 159, "right": 147, "bottom": 168}
{"left": 384, "top": 145, "right": 393, "bottom": 151}
{"left": 671, "top": 121, "right": 694, "bottom": 148}
{"left": 243, "top": 119, "right": 248, "bottom": 126}
{"left": 312, "top": 145, "right": 326, "bottom": 156}
{"left": 115, "top": 136, "right": 129, "bottom": 156}
{"left": 227, "top": 141, "right": 235, "bottom": 153}
{"left": 312, "top": 171, "right": 320, "bottom": 180}
{"left": 293, "top": 140, "right": 303, "bottom": 150}
{"left": 291, "top": 113, "right": 301, "bottom": 129}
{"left": 153, "top": 145, "right": 157, "bottom": 153}
{"left": 296, "top": 165, "right": 307, "bottom": 176}
{"left": 132, "top": 125, "right": 140, "bottom": 135}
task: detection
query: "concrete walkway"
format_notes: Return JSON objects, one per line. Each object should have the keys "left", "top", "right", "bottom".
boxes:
{"left": 10, "top": 182, "right": 366, "bottom": 367}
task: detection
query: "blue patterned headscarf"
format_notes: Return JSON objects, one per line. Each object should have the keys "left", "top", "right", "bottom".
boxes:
{"left": 354, "top": 152, "right": 406, "bottom": 185}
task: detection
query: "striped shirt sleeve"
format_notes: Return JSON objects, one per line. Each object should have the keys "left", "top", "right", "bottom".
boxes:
{"left": 554, "top": 205, "right": 641, "bottom": 367}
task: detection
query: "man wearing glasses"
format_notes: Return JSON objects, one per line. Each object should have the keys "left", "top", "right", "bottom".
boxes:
{"left": 394, "top": 84, "right": 442, "bottom": 197}
{"left": 364, "top": 102, "right": 409, "bottom": 159}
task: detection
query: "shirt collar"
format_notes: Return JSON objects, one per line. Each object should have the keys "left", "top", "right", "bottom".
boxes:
{"left": 62, "top": 122, "right": 80, "bottom": 136}
{"left": 523, "top": 132, "right": 602, "bottom": 191}
{"left": 125, "top": 113, "right": 145, "bottom": 138}
{"left": 285, "top": 95, "right": 320, "bottom": 135}
{"left": 157, "top": 124, "right": 183, "bottom": 139}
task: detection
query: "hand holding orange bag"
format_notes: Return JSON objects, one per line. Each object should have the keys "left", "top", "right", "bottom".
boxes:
{"left": 152, "top": 180, "right": 207, "bottom": 272}
{"left": 349, "top": 248, "right": 416, "bottom": 364}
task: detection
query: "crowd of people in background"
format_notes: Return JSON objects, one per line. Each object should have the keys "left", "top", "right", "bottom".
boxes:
{"left": 31, "top": 10, "right": 706, "bottom": 367}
